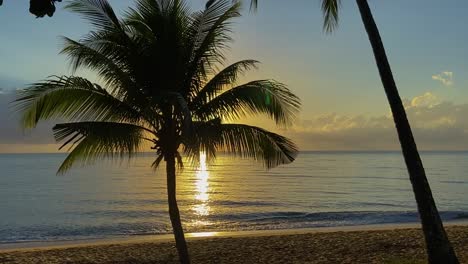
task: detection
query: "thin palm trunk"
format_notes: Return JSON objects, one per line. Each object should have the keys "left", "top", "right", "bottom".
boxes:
{"left": 355, "top": 0, "right": 458, "bottom": 263}
{"left": 166, "top": 151, "right": 191, "bottom": 264}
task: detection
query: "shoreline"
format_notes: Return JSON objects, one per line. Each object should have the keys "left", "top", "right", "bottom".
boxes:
{"left": 0, "top": 224, "right": 467, "bottom": 264}
{"left": 2, "top": 220, "right": 467, "bottom": 252}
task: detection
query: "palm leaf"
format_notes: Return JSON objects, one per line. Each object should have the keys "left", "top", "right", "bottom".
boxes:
{"left": 249, "top": 0, "right": 257, "bottom": 11}
{"left": 53, "top": 121, "right": 153, "bottom": 173}
{"left": 189, "top": 0, "right": 240, "bottom": 63}
{"left": 184, "top": 0, "right": 241, "bottom": 95}
{"left": 250, "top": 0, "right": 258, "bottom": 10}
{"left": 242, "top": 0, "right": 257, "bottom": 11}
{"left": 173, "top": 92, "right": 194, "bottom": 137}
{"left": 65, "top": 0, "right": 123, "bottom": 32}
{"left": 185, "top": 119, "right": 298, "bottom": 168}
{"left": 126, "top": 0, "right": 191, "bottom": 40}
{"left": 151, "top": 151, "right": 184, "bottom": 170}
{"left": 190, "top": 59, "right": 259, "bottom": 106}
{"left": 194, "top": 80, "right": 300, "bottom": 125}
{"left": 60, "top": 37, "right": 135, "bottom": 93}
{"left": 322, "top": 0, "right": 341, "bottom": 33}
{"left": 14, "top": 76, "right": 142, "bottom": 128}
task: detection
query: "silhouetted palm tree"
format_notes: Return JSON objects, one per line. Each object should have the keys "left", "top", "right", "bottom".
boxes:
{"left": 249, "top": 0, "right": 458, "bottom": 263}
{"left": 14, "top": 0, "right": 300, "bottom": 263}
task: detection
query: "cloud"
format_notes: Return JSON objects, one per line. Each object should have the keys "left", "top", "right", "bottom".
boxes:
{"left": 432, "top": 71, "right": 453, "bottom": 86}
{"left": 286, "top": 92, "right": 468, "bottom": 150}
{"left": 408, "top": 92, "right": 439, "bottom": 108}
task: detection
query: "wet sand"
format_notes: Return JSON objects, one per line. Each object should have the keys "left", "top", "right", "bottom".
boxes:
{"left": 1, "top": 224, "right": 467, "bottom": 264}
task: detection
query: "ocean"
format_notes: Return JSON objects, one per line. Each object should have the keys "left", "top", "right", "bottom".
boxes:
{"left": 0, "top": 151, "right": 467, "bottom": 243}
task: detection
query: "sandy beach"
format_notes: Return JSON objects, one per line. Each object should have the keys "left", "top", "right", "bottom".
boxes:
{"left": 0, "top": 224, "right": 467, "bottom": 264}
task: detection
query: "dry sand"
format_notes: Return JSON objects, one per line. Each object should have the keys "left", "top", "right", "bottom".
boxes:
{"left": 0, "top": 225, "right": 467, "bottom": 264}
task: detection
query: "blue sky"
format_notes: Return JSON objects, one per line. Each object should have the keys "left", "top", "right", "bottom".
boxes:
{"left": 1, "top": 0, "right": 468, "bottom": 152}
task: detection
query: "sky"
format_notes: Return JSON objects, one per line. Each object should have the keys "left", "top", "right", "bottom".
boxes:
{"left": 1, "top": 0, "right": 468, "bottom": 152}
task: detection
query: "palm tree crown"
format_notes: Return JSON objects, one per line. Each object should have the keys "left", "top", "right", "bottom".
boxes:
{"left": 15, "top": 0, "right": 300, "bottom": 173}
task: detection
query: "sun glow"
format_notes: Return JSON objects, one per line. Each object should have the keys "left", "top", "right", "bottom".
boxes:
{"left": 194, "top": 151, "right": 210, "bottom": 216}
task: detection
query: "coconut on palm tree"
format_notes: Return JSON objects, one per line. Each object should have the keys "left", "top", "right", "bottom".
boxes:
{"left": 249, "top": 0, "right": 458, "bottom": 263}
{"left": 14, "top": 0, "right": 300, "bottom": 263}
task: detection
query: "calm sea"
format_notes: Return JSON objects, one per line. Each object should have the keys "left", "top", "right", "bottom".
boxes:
{"left": 0, "top": 151, "right": 467, "bottom": 243}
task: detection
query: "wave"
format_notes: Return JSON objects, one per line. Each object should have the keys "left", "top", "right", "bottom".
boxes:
{"left": 454, "top": 212, "right": 468, "bottom": 219}
{"left": 203, "top": 210, "right": 468, "bottom": 227}
{"left": 0, "top": 222, "right": 170, "bottom": 243}
{"left": 1, "top": 210, "right": 466, "bottom": 244}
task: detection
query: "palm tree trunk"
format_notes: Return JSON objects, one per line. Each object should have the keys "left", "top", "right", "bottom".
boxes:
{"left": 355, "top": 0, "right": 458, "bottom": 263}
{"left": 166, "top": 151, "right": 191, "bottom": 264}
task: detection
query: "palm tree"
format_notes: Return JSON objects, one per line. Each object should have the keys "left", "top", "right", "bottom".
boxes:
{"left": 14, "top": 0, "right": 300, "bottom": 263}
{"left": 249, "top": 0, "right": 458, "bottom": 263}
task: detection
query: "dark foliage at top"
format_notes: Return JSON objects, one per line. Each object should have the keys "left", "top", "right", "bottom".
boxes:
{"left": 0, "top": 0, "right": 63, "bottom": 17}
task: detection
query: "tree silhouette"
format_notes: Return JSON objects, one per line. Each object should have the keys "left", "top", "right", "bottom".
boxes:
{"left": 14, "top": 0, "right": 300, "bottom": 263}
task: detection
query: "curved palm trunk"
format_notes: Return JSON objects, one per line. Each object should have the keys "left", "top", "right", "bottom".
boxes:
{"left": 166, "top": 152, "right": 191, "bottom": 264}
{"left": 355, "top": 0, "right": 458, "bottom": 263}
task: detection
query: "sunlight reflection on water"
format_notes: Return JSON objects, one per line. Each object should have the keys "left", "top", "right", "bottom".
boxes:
{"left": 194, "top": 152, "right": 210, "bottom": 217}
{"left": 188, "top": 231, "right": 219, "bottom": 238}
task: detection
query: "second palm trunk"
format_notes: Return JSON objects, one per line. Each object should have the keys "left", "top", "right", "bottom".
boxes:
{"left": 355, "top": 0, "right": 459, "bottom": 263}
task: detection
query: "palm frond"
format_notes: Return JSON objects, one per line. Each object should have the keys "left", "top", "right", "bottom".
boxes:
{"left": 189, "top": 0, "right": 240, "bottom": 62}
{"left": 126, "top": 0, "right": 191, "bottom": 37}
{"left": 77, "top": 34, "right": 157, "bottom": 110}
{"left": 151, "top": 151, "right": 184, "bottom": 170}
{"left": 53, "top": 121, "right": 153, "bottom": 173}
{"left": 191, "top": 59, "right": 258, "bottom": 106}
{"left": 225, "top": 0, "right": 256, "bottom": 12}
{"left": 251, "top": 0, "right": 257, "bottom": 11}
{"left": 174, "top": 92, "right": 194, "bottom": 137}
{"left": 65, "top": 0, "right": 123, "bottom": 32}
{"left": 185, "top": 119, "right": 298, "bottom": 168}
{"left": 194, "top": 80, "right": 300, "bottom": 126}
{"left": 14, "top": 76, "right": 142, "bottom": 128}
{"left": 184, "top": 0, "right": 241, "bottom": 94}
{"left": 322, "top": 0, "right": 341, "bottom": 33}
{"left": 151, "top": 153, "right": 164, "bottom": 169}
{"left": 247, "top": 0, "right": 257, "bottom": 11}
{"left": 175, "top": 151, "right": 184, "bottom": 169}
{"left": 60, "top": 37, "right": 135, "bottom": 92}
{"left": 132, "top": 0, "right": 164, "bottom": 19}
{"left": 124, "top": 8, "right": 156, "bottom": 40}
{"left": 183, "top": 119, "right": 219, "bottom": 164}
{"left": 65, "top": 1, "right": 156, "bottom": 108}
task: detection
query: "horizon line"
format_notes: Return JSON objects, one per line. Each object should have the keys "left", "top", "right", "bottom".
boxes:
{"left": 2, "top": 150, "right": 468, "bottom": 155}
